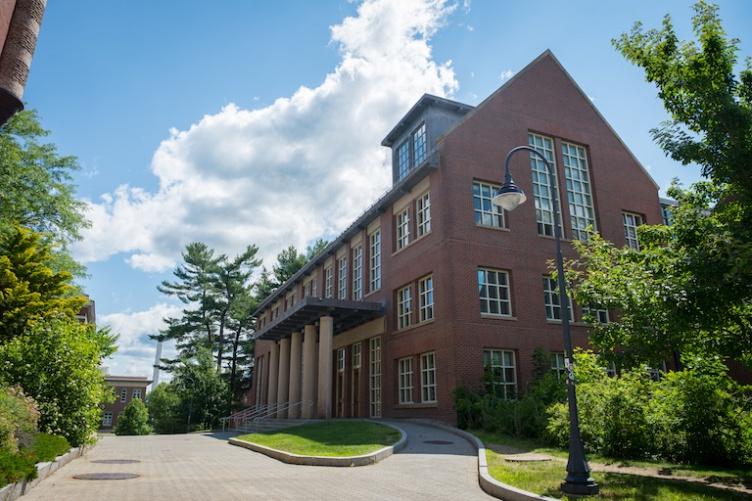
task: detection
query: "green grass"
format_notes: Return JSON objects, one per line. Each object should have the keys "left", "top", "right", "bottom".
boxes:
{"left": 235, "top": 420, "right": 400, "bottom": 457}
{"left": 472, "top": 429, "right": 752, "bottom": 485}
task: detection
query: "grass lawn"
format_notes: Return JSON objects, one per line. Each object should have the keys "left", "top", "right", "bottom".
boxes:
{"left": 474, "top": 430, "right": 751, "bottom": 500}
{"left": 235, "top": 420, "right": 400, "bottom": 457}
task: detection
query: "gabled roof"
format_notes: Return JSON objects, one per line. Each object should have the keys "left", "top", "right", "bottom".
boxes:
{"left": 440, "top": 49, "right": 659, "bottom": 190}
{"left": 381, "top": 94, "right": 474, "bottom": 147}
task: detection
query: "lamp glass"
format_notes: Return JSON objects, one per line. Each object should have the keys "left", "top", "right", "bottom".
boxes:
{"left": 493, "top": 190, "right": 526, "bottom": 211}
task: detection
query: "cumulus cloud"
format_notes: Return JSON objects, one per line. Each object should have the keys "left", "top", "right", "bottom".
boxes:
{"left": 99, "top": 303, "right": 182, "bottom": 378}
{"left": 73, "top": 0, "right": 459, "bottom": 272}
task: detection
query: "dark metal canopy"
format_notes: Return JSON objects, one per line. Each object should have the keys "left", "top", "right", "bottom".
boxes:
{"left": 253, "top": 296, "right": 384, "bottom": 341}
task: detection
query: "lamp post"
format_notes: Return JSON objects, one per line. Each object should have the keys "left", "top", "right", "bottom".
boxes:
{"left": 493, "top": 145, "right": 599, "bottom": 496}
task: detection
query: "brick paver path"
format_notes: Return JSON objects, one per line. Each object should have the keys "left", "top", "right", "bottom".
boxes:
{"left": 25, "top": 421, "right": 492, "bottom": 500}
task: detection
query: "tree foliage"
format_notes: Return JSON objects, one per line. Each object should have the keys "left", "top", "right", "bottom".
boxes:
{"left": 169, "top": 349, "right": 230, "bottom": 432}
{"left": 0, "top": 225, "right": 87, "bottom": 343}
{"left": 0, "top": 318, "right": 116, "bottom": 446}
{"left": 114, "top": 398, "right": 152, "bottom": 436}
{"left": 146, "top": 383, "right": 183, "bottom": 434}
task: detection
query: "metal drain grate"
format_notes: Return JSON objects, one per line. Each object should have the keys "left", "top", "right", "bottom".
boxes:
{"left": 73, "top": 473, "right": 139, "bottom": 481}
{"left": 423, "top": 440, "right": 454, "bottom": 445}
{"left": 90, "top": 459, "right": 141, "bottom": 464}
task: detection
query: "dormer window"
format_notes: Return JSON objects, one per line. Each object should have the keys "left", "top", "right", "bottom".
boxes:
{"left": 397, "top": 141, "right": 410, "bottom": 180}
{"left": 413, "top": 123, "right": 427, "bottom": 165}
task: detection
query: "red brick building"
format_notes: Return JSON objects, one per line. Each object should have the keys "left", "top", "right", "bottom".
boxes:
{"left": 249, "top": 51, "right": 661, "bottom": 423}
{"left": 100, "top": 376, "right": 151, "bottom": 430}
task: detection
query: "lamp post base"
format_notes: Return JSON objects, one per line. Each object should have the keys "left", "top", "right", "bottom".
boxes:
{"left": 560, "top": 478, "right": 599, "bottom": 496}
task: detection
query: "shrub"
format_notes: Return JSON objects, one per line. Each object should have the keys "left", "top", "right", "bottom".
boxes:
{"left": 0, "top": 449, "right": 37, "bottom": 487}
{"left": 0, "top": 387, "right": 39, "bottom": 454}
{"left": 147, "top": 383, "right": 183, "bottom": 434}
{"left": 114, "top": 399, "right": 152, "bottom": 436}
{"left": 0, "top": 318, "right": 115, "bottom": 446}
{"left": 28, "top": 433, "right": 70, "bottom": 462}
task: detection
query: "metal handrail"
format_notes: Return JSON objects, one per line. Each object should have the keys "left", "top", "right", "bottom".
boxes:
{"left": 221, "top": 403, "right": 278, "bottom": 431}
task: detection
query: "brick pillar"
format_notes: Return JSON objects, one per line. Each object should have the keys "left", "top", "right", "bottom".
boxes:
{"left": 302, "top": 324, "right": 317, "bottom": 418}
{"left": 317, "top": 316, "right": 334, "bottom": 419}
{"left": 268, "top": 341, "right": 279, "bottom": 407}
{"left": 276, "top": 337, "right": 290, "bottom": 418}
{"left": 288, "top": 331, "right": 302, "bottom": 418}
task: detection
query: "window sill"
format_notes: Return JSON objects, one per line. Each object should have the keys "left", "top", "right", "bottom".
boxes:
{"left": 481, "top": 314, "right": 517, "bottom": 321}
{"left": 391, "top": 230, "right": 432, "bottom": 257}
{"left": 394, "top": 402, "right": 438, "bottom": 409}
{"left": 475, "top": 224, "right": 510, "bottom": 232}
{"left": 394, "top": 319, "right": 435, "bottom": 334}
{"left": 363, "top": 288, "right": 381, "bottom": 299}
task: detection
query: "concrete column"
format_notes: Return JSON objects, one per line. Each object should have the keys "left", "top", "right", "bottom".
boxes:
{"left": 268, "top": 341, "right": 279, "bottom": 407}
{"left": 317, "top": 316, "right": 334, "bottom": 419}
{"left": 302, "top": 324, "right": 317, "bottom": 418}
{"left": 276, "top": 337, "right": 291, "bottom": 418}
{"left": 288, "top": 331, "right": 303, "bottom": 418}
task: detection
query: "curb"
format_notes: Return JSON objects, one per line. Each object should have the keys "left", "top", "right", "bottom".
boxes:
{"left": 228, "top": 421, "right": 407, "bottom": 467}
{"left": 0, "top": 444, "right": 90, "bottom": 501}
{"left": 404, "top": 420, "right": 548, "bottom": 501}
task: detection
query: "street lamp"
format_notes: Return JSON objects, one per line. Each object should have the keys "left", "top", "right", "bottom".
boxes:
{"left": 493, "top": 145, "right": 599, "bottom": 496}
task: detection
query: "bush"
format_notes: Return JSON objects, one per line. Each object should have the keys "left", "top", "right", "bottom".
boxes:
{"left": 0, "top": 387, "right": 39, "bottom": 454}
{"left": 114, "top": 399, "right": 152, "bottom": 436}
{"left": 147, "top": 383, "right": 183, "bottom": 434}
{"left": 0, "top": 449, "right": 37, "bottom": 487}
{"left": 28, "top": 433, "right": 70, "bottom": 462}
{"left": 0, "top": 318, "right": 115, "bottom": 446}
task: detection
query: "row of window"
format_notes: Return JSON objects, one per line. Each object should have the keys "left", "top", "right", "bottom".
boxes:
{"left": 397, "top": 352, "right": 437, "bottom": 404}
{"left": 396, "top": 191, "right": 431, "bottom": 251}
{"left": 397, "top": 275, "right": 434, "bottom": 330}
{"left": 118, "top": 387, "right": 142, "bottom": 403}
{"left": 397, "top": 122, "right": 428, "bottom": 181}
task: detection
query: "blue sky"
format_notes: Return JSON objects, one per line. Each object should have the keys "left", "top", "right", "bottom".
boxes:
{"left": 23, "top": 0, "right": 752, "bottom": 377}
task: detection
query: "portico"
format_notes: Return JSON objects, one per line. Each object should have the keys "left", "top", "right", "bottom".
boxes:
{"left": 253, "top": 296, "right": 383, "bottom": 419}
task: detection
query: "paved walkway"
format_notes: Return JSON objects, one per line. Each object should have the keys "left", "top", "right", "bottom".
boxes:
{"left": 25, "top": 421, "right": 493, "bottom": 500}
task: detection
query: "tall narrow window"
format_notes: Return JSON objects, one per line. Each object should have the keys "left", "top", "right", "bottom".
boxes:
{"left": 352, "top": 246, "right": 363, "bottom": 300}
{"left": 396, "top": 208, "right": 410, "bottom": 250}
{"left": 562, "top": 142, "right": 596, "bottom": 240}
{"left": 477, "top": 268, "right": 512, "bottom": 317}
{"left": 369, "top": 337, "right": 382, "bottom": 417}
{"left": 337, "top": 348, "right": 345, "bottom": 372}
{"left": 483, "top": 349, "right": 517, "bottom": 400}
{"left": 132, "top": 388, "right": 142, "bottom": 400}
{"left": 420, "top": 352, "right": 437, "bottom": 403}
{"left": 543, "top": 276, "right": 573, "bottom": 321}
{"left": 337, "top": 257, "right": 348, "bottom": 299}
{"left": 397, "top": 141, "right": 410, "bottom": 180}
{"left": 398, "top": 357, "right": 414, "bottom": 404}
{"left": 416, "top": 192, "right": 431, "bottom": 237}
{"left": 369, "top": 229, "right": 381, "bottom": 292}
{"left": 551, "top": 352, "right": 566, "bottom": 381}
{"left": 352, "top": 343, "right": 362, "bottom": 368}
{"left": 623, "top": 212, "right": 643, "bottom": 249}
{"left": 418, "top": 275, "right": 434, "bottom": 322}
{"left": 324, "top": 266, "right": 334, "bottom": 298}
{"left": 528, "top": 133, "right": 562, "bottom": 237}
{"left": 397, "top": 285, "right": 413, "bottom": 329}
{"left": 473, "top": 180, "right": 505, "bottom": 228}
{"left": 413, "top": 123, "right": 427, "bottom": 165}
{"left": 120, "top": 388, "right": 127, "bottom": 403}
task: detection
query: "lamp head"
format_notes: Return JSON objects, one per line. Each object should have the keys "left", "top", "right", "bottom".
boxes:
{"left": 493, "top": 178, "right": 527, "bottom": 211}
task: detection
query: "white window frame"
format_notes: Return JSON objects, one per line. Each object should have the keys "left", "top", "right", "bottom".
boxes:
{"left": 352, "top": 343, "right": 362, "bottom": 369}
{"left": 398, "top": 357, "right": 414, "bottom": 404}
{"left": 483, "top": 349, "right": 517, "bottom": 400}
{"left": 369, "top": 337, "right": 382, "bottom": 417}
{"left": 478, "top": 268, "right": 512, "bottom": 317}
{"left": 420, "top": 352, "right": 437, "bottom": 403}
{"left": 397, "top": 140, "right": 410, "bottom": 180}
{"left": 352, "top": 246, "right": 363, "bottom": 300}
{"left": 102, "top": 412, "right": 113, "bottom": 427}
{"left": 543, "top": 276, "right": 573, "bottom": 322}
{"left": 132, "top": 388, "right": 142, "bottom": 400}
{"left": 528, "top": 133, "right": 563, "bottom": 237}
{"left": 396, "top": 208, "right": 410, "bottom": 250}
{"left": 324, "top": 266, "right": 334, "bottom": 299}
{"left": 551, "top": 352, "right": 566, "bottom": 381}
{"left": 582, "top": 306, "right": 610, "bottom": 324}
{"left": 413, "top": 122, "right": 427, "bottom": 165}
{"left": 337, "top": 257, "right": 348, "bottom": 300}
{"left": 369, "top": 229, "right": 381, "bottom": 292}
{"left": 418, "top": 275, "right": 434, "bottom": 322}
{"left": 337, "top": 348, "right": 345, "bottom": 372}
{"left": 562, "top": 141, "right": 596, "bottom": 240}
{"left": 472, "top": 180, "right": 505, "bottom": 228}
{"left": 397, "top": 285, "right": 413, "bottom": 329}
{"left": 119, "top": 388, "right": 127, "bottom": 403}
{"left": 416, "top": 192, "right": 431, "bottom": 237}
{"left": 623, "top": 211, "right": 643, "bottom": 250}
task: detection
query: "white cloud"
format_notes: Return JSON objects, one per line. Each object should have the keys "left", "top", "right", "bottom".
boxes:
{"left": 499, "top": 69, "right": 514, "bottom": 81}
{"left": 99, "top": 303, "right": 182, "bottom": 378}
{"left": 73, "top": 0, "right": 459, "bottom": 272}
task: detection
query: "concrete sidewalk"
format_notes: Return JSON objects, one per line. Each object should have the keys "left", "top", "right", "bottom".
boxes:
{"left": 24, "top": 421, "right": 493, "bottom": 500}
